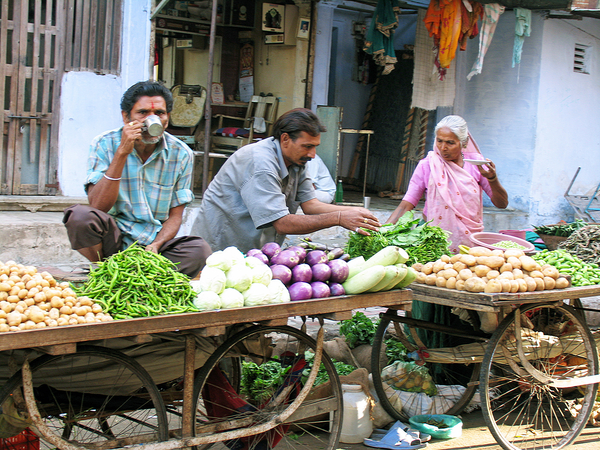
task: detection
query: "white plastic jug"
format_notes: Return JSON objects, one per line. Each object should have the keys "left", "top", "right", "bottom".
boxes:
{"left": 339, "top": 383, "right": 373, "bottom": 444}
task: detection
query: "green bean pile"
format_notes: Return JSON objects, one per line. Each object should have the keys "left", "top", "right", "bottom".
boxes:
{"left": 74, "top": 244, "right": 196, "bottom": 319}
{"left": 532, "top": 249, "right": 600, "bottom": 286}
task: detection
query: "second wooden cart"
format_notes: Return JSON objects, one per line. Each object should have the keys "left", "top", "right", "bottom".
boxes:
{"left": 371, "top": 284, "right": 600, "bottom": 450}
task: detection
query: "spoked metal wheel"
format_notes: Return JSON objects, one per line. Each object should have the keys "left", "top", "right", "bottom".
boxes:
{"left": 192, "top": 325, "right": 343, "bottom": 450}
{"left": 0, "top": 345, "right": 168, "bottom": 449}
{"left": 371, "top": 308, "right": 482, "bottom": 420}
{"left": 480, "top": 302, "right": 599, "bottom": 450}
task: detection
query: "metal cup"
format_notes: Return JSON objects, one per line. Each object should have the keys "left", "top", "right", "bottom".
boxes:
{"left": 363, "top": 196, "right": 371, "bottom": 209}
{"left": 143, "top": 115, "right": 164, "bottom": 137}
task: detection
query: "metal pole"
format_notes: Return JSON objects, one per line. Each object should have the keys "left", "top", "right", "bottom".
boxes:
{"left": 202, "top": 0, "right": 219, "bottom": 193}
{"left": 363, "top": 132, "right": 371, "bottom": 199}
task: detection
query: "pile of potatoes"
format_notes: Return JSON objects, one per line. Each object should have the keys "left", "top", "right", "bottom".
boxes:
{"left": 413, "top": 246, "right": 571, "bottom": 293}
{"left": 0, "top": 261, "right": 113, "bottom": 332}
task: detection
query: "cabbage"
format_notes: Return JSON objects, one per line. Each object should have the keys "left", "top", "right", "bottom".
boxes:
{"left": 251, "top": 263, "right": 273, "bottom": 286}
{"left": 267, "top": 279, "right": 290, "bottom": 304}
{"left": 205, "top": 250, "right": 233, "bottom": 272}
{"left": 193, "top": 291, "right": 222, "bottom": 311}
{"left": 199, "top": 266, "right": 227, "bottom": 294}
{"left": 243, "top": 283, "right": 270, "bottom": 306}
{"left": 189, "top": 280, "right": 203, "bottom": 294}
{"left": 220, "top": 288, "right": 244, "bottom": 309}
{"left": 223, "top": 246, "right": 246, "bottom": 266}
{"left": 226, "top": 263, "right": 253, "bottom": 292}
{"left": 245, "top": 256, "right": 266, "bottom": 269}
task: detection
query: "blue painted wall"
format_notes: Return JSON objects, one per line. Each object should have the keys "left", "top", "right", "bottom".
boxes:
{"left": 455, "top": 12, "right": 543, "bottom": 217}
{"left": 314, "top": 5, "right": 600, "bottom": 226}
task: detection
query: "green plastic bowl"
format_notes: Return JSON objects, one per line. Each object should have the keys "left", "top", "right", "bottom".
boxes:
{"left": 408, "top": 414, "right": 463, "bottom": 439}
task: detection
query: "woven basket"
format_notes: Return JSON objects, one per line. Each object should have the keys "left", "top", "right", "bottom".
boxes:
{"left": 538, "top": 234, "right": 568, "bottom": 251}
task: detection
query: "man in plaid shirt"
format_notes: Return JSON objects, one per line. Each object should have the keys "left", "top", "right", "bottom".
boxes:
{"left": 63, "top": 81, "right": 211, "bottom": 278}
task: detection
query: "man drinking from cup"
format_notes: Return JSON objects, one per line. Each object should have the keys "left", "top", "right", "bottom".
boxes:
{"left": 63, "top": 80, "right": 211, "bottom": 278}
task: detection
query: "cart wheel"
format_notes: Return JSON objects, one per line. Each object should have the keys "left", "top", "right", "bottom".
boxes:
{"left": 0, "top": 345, "right": 168, "bottom": 447}
{"left": 192, "top": 325, "right": 342, "bottom": 450}
{"left": 480, "top": 302, "right": 599, "bottom": 450}
{"left": 371, "top": 308, "right": 480, "bottom": 420}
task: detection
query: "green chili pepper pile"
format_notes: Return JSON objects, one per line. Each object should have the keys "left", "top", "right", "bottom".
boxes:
{"left": 74, "top": 244, "right": 196, "bottom": 319}
{"left": 532, "top": 249, "right": 600, "bottom": 286}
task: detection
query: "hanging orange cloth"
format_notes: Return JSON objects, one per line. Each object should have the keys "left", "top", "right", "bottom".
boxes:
{"left": 424, "top": 0, "right": 463, "bottom": 69}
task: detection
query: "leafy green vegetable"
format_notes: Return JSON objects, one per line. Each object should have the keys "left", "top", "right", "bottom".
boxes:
{"left": 385, "top": 338, "right": 408, "bottom": 364}
{"left": 339, "top": 311, "right": 379, "bottom": 349}
{"left": 344, "top": 231, "right": 390, "bottom": 260}
{"left": 240, "top": 359, "right": 290, "bottom": 405}
{"left": 397, "top": 223, "right": 452, "bottom": 266}
{"left": 345, "top": 211, "right": 451, "bottom": 265}
{"left": 304, "top": 352, "right": 356, "bottom": 386}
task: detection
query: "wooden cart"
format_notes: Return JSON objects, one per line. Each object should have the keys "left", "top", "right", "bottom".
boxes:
{"left": 0, "top": 290, "right": 412, "bottom": 450}
{"left": 371, "top": 284, "right": 600, "bottom": 450}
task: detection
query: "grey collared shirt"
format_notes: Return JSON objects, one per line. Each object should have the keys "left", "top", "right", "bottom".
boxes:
{"left": 191, "top": 137, "right": 316, "bottom": 252}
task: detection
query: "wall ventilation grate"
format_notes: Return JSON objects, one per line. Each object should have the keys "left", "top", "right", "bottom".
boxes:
{"left": 574, "top": 43, "right": 590, "bottom": 74}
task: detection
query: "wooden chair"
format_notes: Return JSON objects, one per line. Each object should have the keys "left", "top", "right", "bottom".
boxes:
{"left": 212, "top": 95, "right": 279, "bottom": 153}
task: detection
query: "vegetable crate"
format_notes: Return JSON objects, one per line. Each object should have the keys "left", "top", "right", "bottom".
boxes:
{"left": 0, "top": 429, "right": 39, "bottom": 450}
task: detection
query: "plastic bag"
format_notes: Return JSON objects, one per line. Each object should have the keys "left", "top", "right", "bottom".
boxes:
{"left": 0, "top": 397, "right": 31, "bottom": 439}
{"left": 380, "top": 382, "right": 473, "bottom": 417}
{"left": 380, "top": 361, "right": 437, "bottom": 396}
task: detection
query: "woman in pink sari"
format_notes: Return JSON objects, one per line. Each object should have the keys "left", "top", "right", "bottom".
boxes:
{"left": 386, "top": 115, "right": 508, "bottom": 253}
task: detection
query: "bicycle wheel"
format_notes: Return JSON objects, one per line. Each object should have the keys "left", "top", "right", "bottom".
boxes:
{"left": 192, "top": 325, "right": 343, "bottom": 450}
{"left": 0, "top": 345, "right": 168, "bottom": 448}
{"left": 372, "top": 308, "right": 481, "bottom": 420}
{"left": 481, "top": 302, "right": 599, "bottom": 450}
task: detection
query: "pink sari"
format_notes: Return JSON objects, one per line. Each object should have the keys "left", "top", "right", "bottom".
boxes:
{"left": 426, "top": 137, "right": 484, "bottom": 253}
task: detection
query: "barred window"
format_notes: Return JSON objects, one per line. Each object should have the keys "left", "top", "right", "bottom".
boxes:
{"left": 65, "top": 0, "right": 122, "bottom": 74}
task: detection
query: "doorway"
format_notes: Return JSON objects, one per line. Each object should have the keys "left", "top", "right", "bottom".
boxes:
{"left": 1, "top": 0, "right": 64, "bottom": 195}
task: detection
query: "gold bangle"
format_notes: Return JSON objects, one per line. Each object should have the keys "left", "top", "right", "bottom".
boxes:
{"left": 337, "top": 211, "right": 341, "bottom": 226}
{"left": 488, "top": 176, "right": 498, "bottom": 183}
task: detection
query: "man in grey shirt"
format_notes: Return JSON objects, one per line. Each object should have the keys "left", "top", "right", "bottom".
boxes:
{"left": 192, "top": 108, "right": 380, "bottom": 252}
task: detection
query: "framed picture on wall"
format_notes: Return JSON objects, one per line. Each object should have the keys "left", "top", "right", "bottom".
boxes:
{"left": 297, "top": 18, "right": 310, "bottom": 39}
{"left": 262, "top": 3, "right": 285, "bottom": 32}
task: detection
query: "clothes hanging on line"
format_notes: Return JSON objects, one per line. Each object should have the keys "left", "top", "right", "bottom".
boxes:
{"left": 513, "top": 8, "right": 531, "bottom": 68}
{"left": 467, "top": 3, "right": 505, "bottom": 80}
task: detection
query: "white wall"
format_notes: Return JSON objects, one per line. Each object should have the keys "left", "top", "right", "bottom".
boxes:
{"left": 532, "top": 17, "right": 600, "bottom": 224}
{"left": 58, "top": 0, "right": 152, "bottom": 197}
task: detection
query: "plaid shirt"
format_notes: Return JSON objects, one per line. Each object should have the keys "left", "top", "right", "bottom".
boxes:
{"left": 85, "top": 128, "right": 194, "bottom": 247}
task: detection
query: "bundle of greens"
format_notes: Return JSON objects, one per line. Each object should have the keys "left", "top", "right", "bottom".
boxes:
{"left": 304, "top": 352, "right": 356, "bottom": 386}
{"left": 345, "top": 211, "right": 451, "bottom": 265}
{"left": 240, "top": 359, "right": 290, "bottom": 405}
{"left": 339, "top": 311, "right": 379, "bottom": 349}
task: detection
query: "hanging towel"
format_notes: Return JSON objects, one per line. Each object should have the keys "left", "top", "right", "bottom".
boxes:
{"left": 364, "top": 0, "right": 401, "bottom": 75}
{"left": 512, "top": 8, "right": 531, "bottom": 67}
{"left": 467, "top": 3, "right": 505, "bottom": 80}
{"left": 411, "top": 8, "right": 456, "bottom": 110}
